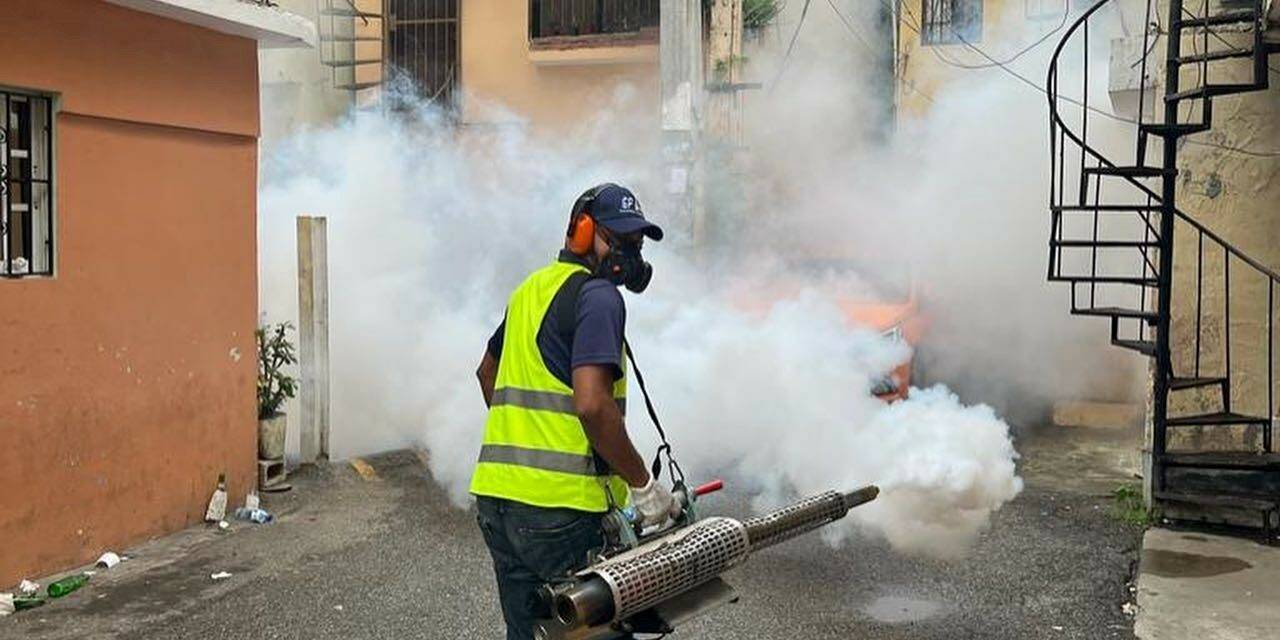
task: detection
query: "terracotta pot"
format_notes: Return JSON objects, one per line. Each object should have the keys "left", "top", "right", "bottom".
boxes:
{"left": 258, "top": 412, "right": 287, "bottom": 460}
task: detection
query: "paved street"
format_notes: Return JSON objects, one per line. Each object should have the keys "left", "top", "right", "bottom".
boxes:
{"left": 4, "top": 427, "right": 1142, "bottom": 640}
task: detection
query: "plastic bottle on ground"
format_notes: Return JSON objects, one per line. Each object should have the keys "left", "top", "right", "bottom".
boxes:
{"left": 205, "top": 473, "right": 228, "bottom": 522}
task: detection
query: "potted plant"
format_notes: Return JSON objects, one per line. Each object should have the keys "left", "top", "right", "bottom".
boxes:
{"left": 257, "top": 322, "right": 298, "bottom": 461}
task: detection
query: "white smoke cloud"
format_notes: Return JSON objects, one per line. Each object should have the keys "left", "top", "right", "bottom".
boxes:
{"left": 246, "top": 0, "right": 1195, "bottom": 558}
{"left": 256, "top": 96, "right": 1022, "bottom": 558}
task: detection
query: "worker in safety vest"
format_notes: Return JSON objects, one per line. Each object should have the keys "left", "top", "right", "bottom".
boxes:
{"left": 471, "top": 183, "right": 677, "bottom": 639}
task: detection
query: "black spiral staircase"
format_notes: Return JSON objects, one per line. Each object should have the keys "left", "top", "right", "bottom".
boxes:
{"left": 1048, "top": 0, "right": 1280, "bottom": 534}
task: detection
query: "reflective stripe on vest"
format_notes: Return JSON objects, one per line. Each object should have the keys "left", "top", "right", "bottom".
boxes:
{"left": 469, "top": 260, "right": 629, "bottom": 512}
{"left": 477, "top": 444, "right": 606, "bottom": 477}
{"left": 491, "top": 387, "right": 626, "bottom": 416}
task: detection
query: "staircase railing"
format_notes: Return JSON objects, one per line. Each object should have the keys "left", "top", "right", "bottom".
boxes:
{"left": 1046, "top": 0, "right": 1279, "bottom": 495}
{"left": 316, "top": 0, "right": 384, "bottom": 92}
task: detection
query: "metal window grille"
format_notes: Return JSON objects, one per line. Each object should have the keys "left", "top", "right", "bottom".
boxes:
{"left": 921, "top": 0, "right": 983, "bottom": 45}
{"left": 1, "top": 89, "right": 54, "bottom": 278}
{"left": 529, "top": 0, "right": 660, "bottom": 39}
{"left": 384, "top": 0, "right": 460, "bottom": 107}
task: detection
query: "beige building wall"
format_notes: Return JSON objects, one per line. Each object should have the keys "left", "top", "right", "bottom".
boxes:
{"left": 262, "top": 1, "right": 660, "bottom": 136}
{"left": 896, "top": 0, "right": 1027, "bottom": 117}
{"left": 459, "top": 0, "right": 660, "bottom": 134}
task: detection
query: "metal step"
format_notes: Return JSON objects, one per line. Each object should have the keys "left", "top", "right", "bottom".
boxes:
{"left": 320, "top": 8, "right": 382, "bottom": 18}
{"left": 322, "top": 58, "right": 381, "bottom": 68}
{"left": 335, "top": 82, "right": 382, "bottom": 91}
{"left": 1175, "top": 47, "right": 1256, "bottom": 65}
{"left": 1055, "top": 275, "right": 1160, "bottom": 286}
{"left": 1157, "top": 491, "right": 1278, "bottom": 511}
{"left": 1167, "top": 411, "right": 1271, "bottom": 427}
{"left": 1054, "top": 204, "right": 1163, "bottom": 212}
{"left": 1113, "top": 338, "right": 1157, "bottom": 355}
{"left": 1163, "top": 452, "right": 1280, "bottom": 469}
{"left": 1072, "top": 306, "right": 1160, "bottom": 322}
{"left": 1050, "top": 239, "right": 1162, "bottom": 248}
{"left": 1140, "top": 121, "right": 1212, "bottom": 138}
{"left": 320, "top": 35, "right": 381, "bottom": 42}
{"left": 1083, "top": 165, "right": 1172, "bottom": 178}
{"left": 1155, "top": 490, "right": 1280, "bottom": 533}
{"left": 1172, "top": 10, "right": 1257, "bottom": 30}
{"left": 1167, "top": 83, "right": 1268, "bottom": 102}
{"left": 1168, "top": 376, "right": 1228, "bottom": 391}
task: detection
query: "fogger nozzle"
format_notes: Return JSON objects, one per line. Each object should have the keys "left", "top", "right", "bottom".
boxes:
{"left": 740, "top": 486, "right": 878, "bottom": 551}
{"left": 550, "top": 485, "right": 879, "bottom": 630}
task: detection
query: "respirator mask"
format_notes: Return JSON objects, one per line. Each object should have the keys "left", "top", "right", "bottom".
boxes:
{"left": 597, "top": 235, "right": 653, "bottom": 293}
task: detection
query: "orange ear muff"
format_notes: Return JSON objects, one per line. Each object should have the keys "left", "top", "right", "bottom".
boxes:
{"left": 568, "top": 214, "right": 596, "bottom": 255}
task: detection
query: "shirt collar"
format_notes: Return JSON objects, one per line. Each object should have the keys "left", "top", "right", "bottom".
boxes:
{"left": 558, "top": 249, "right": 593, "bottom": 269}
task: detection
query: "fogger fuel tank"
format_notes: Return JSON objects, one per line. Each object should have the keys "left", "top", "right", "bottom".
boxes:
{"left": 535, "top": 485, "right": 879, "bottom": 640}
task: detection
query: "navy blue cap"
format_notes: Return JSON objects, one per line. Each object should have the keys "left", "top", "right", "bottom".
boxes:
{"left": 590, "top": 184, "right": 664, "bottom": 241}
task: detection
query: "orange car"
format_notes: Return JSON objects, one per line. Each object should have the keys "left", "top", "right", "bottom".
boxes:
{"left": 741, "top": 258, "right": 928, "bottom": 401}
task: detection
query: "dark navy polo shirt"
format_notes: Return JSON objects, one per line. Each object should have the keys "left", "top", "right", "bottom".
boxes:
{"left": 487, "top": 251, "right": 626, "bottom": 387}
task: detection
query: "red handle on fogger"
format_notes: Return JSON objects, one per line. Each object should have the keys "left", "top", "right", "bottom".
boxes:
{"left": 693, "top": 479, "right": 724, "bottom": 496}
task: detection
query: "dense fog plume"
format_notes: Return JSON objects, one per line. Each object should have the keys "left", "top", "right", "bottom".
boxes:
{"left": 257, "top": 89, "right": 1021, "bottom": 558}
{"left": 248, "top": 1, "right": 1179, "bottom": 558}
{"left": 739, "top": 0, "right": 1147, "bottom": 421}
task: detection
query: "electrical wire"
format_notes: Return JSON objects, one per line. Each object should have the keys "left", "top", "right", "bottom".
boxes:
{"left": 892, "top": 0, "right": 1280, "bottom": 157}
{"left": 826, "top": 0, "right": 937, "bottom": 104}
{"left": 1128, "top": 4, "right": 1162, "bottom": 70}
{"left": 925, "top": 0, "right": 1072, "bottom": 69}
{"left": 824, "top": 0, "right": 879, "bottom": 55}
{"left": 1168, "top": 4, "right": 1280, "bottom": 77}
{"left": 893, "top": 1, "right": 1135, "bottom": 123}
{"left": 769, "top": 0, "right": 814, "bottom": 91}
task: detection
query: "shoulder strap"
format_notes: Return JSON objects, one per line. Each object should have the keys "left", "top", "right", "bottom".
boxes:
{"left": 550, "top": 271, "right": 593, "bottom": 338}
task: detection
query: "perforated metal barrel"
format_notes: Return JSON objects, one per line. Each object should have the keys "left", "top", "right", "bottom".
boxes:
{"left": 742, "top": 486, "right": 878, "bottom": 551}
{"left": 550, "top": 486, "right": 879, "bottom": 631}
{"left": 558, "top": 517, "right": 750, "bottom": 626}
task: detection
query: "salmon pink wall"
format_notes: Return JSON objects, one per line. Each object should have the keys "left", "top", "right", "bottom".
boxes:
{"left": 0, "top": 0, "right": 260, "bottom": 585}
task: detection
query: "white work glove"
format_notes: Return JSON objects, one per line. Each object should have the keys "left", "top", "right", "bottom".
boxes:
{"left": 630, "top": 477, "right": 681, "bottom": 527}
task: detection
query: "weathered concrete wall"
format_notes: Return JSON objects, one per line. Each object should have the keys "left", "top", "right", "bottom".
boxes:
{"left": 1154, "top": 2, "right": 1280, "bottom": 444}
{"left": 0, "top": 0, "right": 259, "bottom": 585}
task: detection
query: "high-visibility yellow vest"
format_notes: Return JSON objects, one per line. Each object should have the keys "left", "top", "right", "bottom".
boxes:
{"left": 470, "top": 260, "right": 629, "bottom": 512}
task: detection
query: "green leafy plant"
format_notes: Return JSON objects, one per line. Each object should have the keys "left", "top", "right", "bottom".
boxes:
{"left": 257, "top": 322, "right": 298, "bottom": 420}
{"left": 744, "top": 0, "right": 781, "bottom": 30}
{"left": 1110, "top": 483, "right": 1153, "bottom": 527}
{"left": 713, "top": 53, "right": 751, "bottom": 81}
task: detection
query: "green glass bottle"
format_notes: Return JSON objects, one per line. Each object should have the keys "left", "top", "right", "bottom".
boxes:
{"left": 47, "top": 573, "right": 89, "bottom": 598}
{"left": 13, "top": 596, "right": 47, "bottom": 610}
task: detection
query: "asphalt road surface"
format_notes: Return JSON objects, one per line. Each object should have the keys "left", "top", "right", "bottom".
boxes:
{"left": 5, "top": 429, "right": 1141, "bottom": 640}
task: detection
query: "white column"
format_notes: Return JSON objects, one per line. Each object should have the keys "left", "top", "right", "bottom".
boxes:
{"left": 297, "top": 215, "right": 331, "bottom": 464}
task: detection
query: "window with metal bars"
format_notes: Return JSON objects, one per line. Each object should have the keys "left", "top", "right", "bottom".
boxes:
{"left": 529, "top": 0, "right": 660, "bottom": 39}
{"left": 921, "top": 0, "right": 983, "bottom": 45}
{"left": 1, "top": 89, "right": 54, "bottom": 278}
{"left": 385, "top": 0, "right": 459, "bottom": 106}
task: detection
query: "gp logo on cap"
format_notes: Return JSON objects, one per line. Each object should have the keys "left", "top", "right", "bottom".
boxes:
{"left": 620, "top": 195, "right": 638, "bottom": 214}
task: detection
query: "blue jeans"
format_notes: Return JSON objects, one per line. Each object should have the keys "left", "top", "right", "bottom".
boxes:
{"left": 476, "top": 496, "right": 606, "bottom": 640}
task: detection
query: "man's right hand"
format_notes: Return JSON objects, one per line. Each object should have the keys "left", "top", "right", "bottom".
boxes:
{"left": 631, "top": 477, "right": 680, "bottom": 527}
